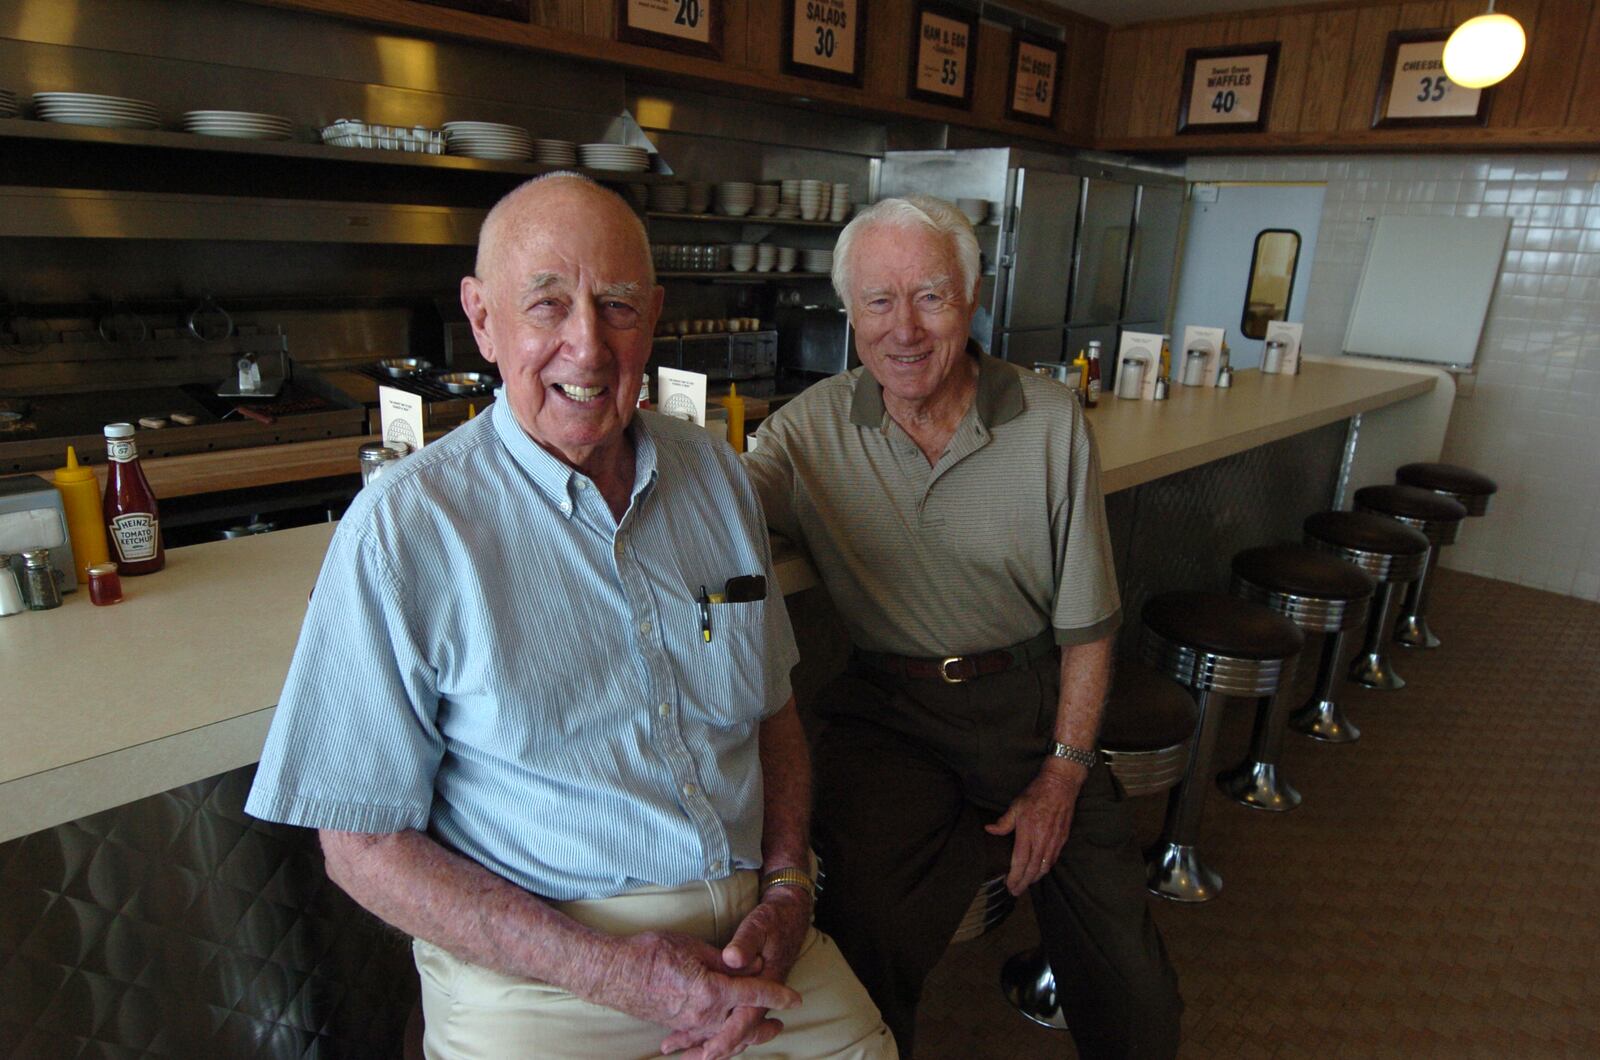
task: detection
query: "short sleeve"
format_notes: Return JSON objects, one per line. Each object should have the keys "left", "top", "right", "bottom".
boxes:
{"left": 742, "top": 413, "right": 803, "bottom": 545}
{"left": 1052, "top": 414, "right": 1122, "bottom": 645}
{"left": 245, "top": 521, "right": 445, "bottom": 833}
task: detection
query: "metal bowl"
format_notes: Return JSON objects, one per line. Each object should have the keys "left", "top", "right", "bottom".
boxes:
{"left": 437, "top": 371, "right": 495, "bottom": 394}
{"left": 377, "top": 357, "right": 432, "bottom": 377}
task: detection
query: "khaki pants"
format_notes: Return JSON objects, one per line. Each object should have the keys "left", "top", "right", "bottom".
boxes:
{"left": 414, "top": 871, "right": 897, "bottom": 1059}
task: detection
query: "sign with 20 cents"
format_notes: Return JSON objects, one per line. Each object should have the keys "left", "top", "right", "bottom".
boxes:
{"left": 908, "top": 2, "right": 977, "bottom": 108}
{"left": 784, "top": 0, "right": 866, "bottom": 86}
{"left": 617, "top": 0, "right": 721, "bottom": 59}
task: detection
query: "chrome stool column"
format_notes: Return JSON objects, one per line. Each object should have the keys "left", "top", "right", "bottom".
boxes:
{"left": 1353, "top": 485, "right": 1468, "bottom": 660}
{"left": 1139, "top": 592, "right": 1303, "bottom": 902}
{"left": 1393, "top": 463, "right": 1498, "bottom": 648}
{"left": 1223, "top": 546, "right": 1375, "bottom": 807}
{"left": 1001, "top": 672, "right": 1198, "bottom": 1028}
{"left": 1304, "top": 511, "right": 1431, "bottom": 692}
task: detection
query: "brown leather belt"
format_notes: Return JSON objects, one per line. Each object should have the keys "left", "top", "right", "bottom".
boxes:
{"left": 854, "top": 630, "right": 1058, "bottom": 685}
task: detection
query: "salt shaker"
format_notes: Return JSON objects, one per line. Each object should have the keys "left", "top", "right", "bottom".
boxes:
{"left": 0, "top": 554, "right": 24, "bottom": 616}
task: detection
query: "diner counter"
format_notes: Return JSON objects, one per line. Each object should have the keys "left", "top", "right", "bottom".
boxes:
{"left": 0, "top": 359, "right": 1434, "bottom": 842}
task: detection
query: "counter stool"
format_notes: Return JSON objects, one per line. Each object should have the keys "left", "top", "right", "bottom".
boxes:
{"left": 1000, "top": 670, "right": 1199, "bottom": 1030}
{"left": 1222, "top": 546, "right": 1376, "bottom": 807}
{"left": 1353, "top": 484, "right": 1469, "bottom": 659}
{"left": 1303, "top": 511, "right": 1430, "bottom": 692}
{"left": 1392, "top": 463, "right": 1498, "bottom": 648}
{"left": 1139, "top": 592, "right": 1304, "bottom": 902}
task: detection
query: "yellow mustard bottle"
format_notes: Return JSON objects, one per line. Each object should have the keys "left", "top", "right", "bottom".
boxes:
{"left": 718, "top": 383, "right": 746, "bottom": 453}
{"left": 1071, "top": 350, "right": 1090, "bottom": 399}
{"left": 53, "top": 445, "right": 110, "bottom": 584}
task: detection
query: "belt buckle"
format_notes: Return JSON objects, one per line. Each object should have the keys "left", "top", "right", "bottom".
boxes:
{"left": 938, "top": 656, "right": 968, "bottom": 684}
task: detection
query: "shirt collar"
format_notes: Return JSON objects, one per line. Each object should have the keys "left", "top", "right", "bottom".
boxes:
{"left": 848, "top": 341, "right": 1027, "bottom": 430}
{"left": 491, "top": 390, "right": 659, "bottom": 518}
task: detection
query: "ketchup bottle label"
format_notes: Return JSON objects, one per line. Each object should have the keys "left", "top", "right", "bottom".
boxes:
{"left": 110, "top": 512, "right": 159, "bottom": 562}
{"left": 107, "top": 438, "right": 138, "bottom": 463}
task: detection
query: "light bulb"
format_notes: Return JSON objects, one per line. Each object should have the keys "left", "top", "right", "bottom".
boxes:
{"left": 1442, "top": 13, "right": 1526, "bottom": 89}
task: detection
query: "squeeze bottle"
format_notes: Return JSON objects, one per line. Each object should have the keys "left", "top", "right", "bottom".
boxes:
{"left": 718, "top": 383, "right": 746, "bottom": 453}
{"left": 53, "top": 445, "right": 110, "bottom": 584}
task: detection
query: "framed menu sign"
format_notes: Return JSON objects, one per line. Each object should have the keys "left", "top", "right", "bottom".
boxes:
{"left": 617, "top": 0, "right": 722, "bottom": 60}
{"left": 1176, "top": 42, "right": 1279, "bottom": 134}
{"left": 415, "top": 0, "right": 529, "bottom": 17}
{"left": 907, "top": 2, "right": 977, "bottom": 108}
{"left": 783, "top": 0, "right": 867, "bottom": 86}
{"left": 1005, "top": 31, "right": 1064, "bottom": 125}
{"left": 1372, "top": 30, "right": 1488, "bottom": 128}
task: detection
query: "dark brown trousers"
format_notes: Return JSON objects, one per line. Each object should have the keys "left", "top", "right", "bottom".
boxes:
{"left": 810, "top": 651, "right": 1182, "bottom": 1059}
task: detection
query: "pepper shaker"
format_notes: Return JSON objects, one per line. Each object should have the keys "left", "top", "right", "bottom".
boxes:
{"left": 22, "top": 549, "right": 63, "bottom": 611}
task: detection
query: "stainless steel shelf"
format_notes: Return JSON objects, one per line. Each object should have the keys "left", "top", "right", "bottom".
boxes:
{"left": 657, "top": 271, "right": 833, "bottom": 282}
{"left": 646, "top": 211, "right": 846, "bottom": 229}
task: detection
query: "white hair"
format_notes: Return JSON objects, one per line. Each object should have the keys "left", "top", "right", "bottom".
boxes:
{"left": 831, "top": 195, "right": 981, "bottom": 313}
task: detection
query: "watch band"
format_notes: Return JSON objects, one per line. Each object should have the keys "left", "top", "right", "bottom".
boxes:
{"left": 760, "top": 868, "right": 817, "bottom": 901}
{"left": 1049, "top": 741, "right": 1099, "bottom": 768}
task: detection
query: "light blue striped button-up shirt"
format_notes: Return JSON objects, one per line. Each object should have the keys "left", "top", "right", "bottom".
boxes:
{"left": 246, "top": 397, "right": 797, "bottom": 901}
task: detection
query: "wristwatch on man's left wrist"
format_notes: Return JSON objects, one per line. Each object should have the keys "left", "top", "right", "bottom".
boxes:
{"left": 1049, "top": 741, "right": 1098, "bottom": 769}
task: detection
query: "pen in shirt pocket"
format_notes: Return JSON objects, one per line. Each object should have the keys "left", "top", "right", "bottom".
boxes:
{"left": 696, "top": 575, "right": 767, "bottom": 643}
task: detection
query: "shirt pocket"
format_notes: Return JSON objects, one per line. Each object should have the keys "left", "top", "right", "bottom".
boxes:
{"left": 671, "top": 597, "right": 775, "bottom": 730}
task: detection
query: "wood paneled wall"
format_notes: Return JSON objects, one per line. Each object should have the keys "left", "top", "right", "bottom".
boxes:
{"left": 1098, "top": 0, "right": 1600, "bottom": 153}
{"left": 252, "top": 0, "right": 1107, "bottom": 146}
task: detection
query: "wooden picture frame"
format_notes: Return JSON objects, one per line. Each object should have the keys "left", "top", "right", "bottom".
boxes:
{"left": 413, "top": 0, "right": 530, "bottom": 18}
{"left": 1176, "top": 42, "right": 1280, "bottom": 134}
{"left": 906, "top": 1, "right": 978, "bottom": 109}
{"left": 782, "top": 0, "right": 868, "bottom": 87}
{"left": 1004, "top": 30, "right": 1065, "bottom": 126}
{"left": 1371, "top": 29, "right": 1489, "bottom": 128}
{"left": 616, "top": 0, "right": 723, "bottom": 61}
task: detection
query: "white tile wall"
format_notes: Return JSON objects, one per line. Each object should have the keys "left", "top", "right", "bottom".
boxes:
{"left": 1187, "top": 154, "right": 1600, "bottom": 602}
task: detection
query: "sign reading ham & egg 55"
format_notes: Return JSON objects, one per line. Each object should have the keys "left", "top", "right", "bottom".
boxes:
{"left": 617, "top": 0, "right": 721, "bottom": 60}
{"left": 1177, "top": 42, "right": 1280, "bottom": 134}
{"left": 1005, "top": 31, "right": 1065, "bottom": 125}
{"left": 907, "top": 1, "right": 978, "bottom": 109}
{"left": 783, "top": 0, "right": 868, "bottom": 86}
{"left": 1371, "top": 30, "right": 1489, "bottom": 128}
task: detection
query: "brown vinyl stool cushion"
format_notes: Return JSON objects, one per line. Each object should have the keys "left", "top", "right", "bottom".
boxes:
{"left": 1101, "top": 670, "right": 1198, "bottom": 753}
{"left": 1304, "top": 510, "right": 1430, "bottom": 557}
{"left": 1397, "top": 462, "right": 1498, "bottom": 497}
{"left": 1354, "top": 484, "right": 1469, "bottom": 523}
{"left": 1142, "top": 591, "right": 1305, "bottom": 661}
{"left": 1232, "top": 545, "right": 1376, "bottom": 602}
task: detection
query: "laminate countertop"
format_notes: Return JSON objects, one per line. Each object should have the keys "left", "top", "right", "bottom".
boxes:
{"left": 0, "top": 359, "right": 1434, "bottom": 842}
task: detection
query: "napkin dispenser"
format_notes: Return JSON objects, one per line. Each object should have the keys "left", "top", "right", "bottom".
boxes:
{"left": 0, "top": 475, "right": 77, "bottom": 592}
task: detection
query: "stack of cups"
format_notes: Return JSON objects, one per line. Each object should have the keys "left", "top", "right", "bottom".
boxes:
{"left": 649, "top": 182, "right": 688, "bottom": 213}
{"left": 716, "top": 182, "right": 755, "bottom": 217}
{"left": 756, "top": 244, "right": 777, "bottom": 272}
{"left": 830, "top": 183, "right": 852, "bottom": 223}
{"left": 777, "top": 246, "right": 798, "bottom": 272}
{"left": 753, "top": 184, "right": 780, "bottom": 217}
{"left": 686, "top": 181, "right": 713, "bottom": 214}
{"left": 798, "top": 180, "right": 824, "bottom": 221}
{"left": 729, "top": 243, "right": 757, "bottom": 272}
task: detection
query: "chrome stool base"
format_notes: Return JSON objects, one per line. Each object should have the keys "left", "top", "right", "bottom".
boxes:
{"left": 1349, "top": 648, "right": 1405, "bottom": 690}
{"left": 1000, "top": 947, "right": 1071, "bottom": 1031}
{"left": 1290, "top": 695, "right": 1361, "bottom": 743}
{"left": 1393, "top": 610, "right": 1440, "bottom": 649}
{"left": 1216, "top": 760, "right": 1302, "bottom": 811}
{"left": 1145, "top": 841, "right": 1223, "bottom": 903}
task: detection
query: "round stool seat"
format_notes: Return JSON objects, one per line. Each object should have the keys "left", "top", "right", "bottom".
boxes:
{"left": 1142, "top": 591, "right": 1306, "bottom": 661}
{"left": 1354, "top": 485, "right": 1468, "bottom": 545}
{"left": 1397, "top": 462, "right": 1497, "bottom": 515}
{"left": 1303, "top": 511, "right": 1429, "bottom": 581}
{"left": 1101, "top": 671, "right": 1197, "bottom": 753}
{"left": 1232, "top": 545, "right": 1376, "bottom": 602}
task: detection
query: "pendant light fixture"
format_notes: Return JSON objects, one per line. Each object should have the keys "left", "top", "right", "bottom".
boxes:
{"left": 1442, "top": 1, "right": 1527, "bottom": 89}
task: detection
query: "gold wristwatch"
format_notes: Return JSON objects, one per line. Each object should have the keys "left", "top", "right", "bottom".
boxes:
{"left": 760, "top": 867, "right": 817, "bottom": 901}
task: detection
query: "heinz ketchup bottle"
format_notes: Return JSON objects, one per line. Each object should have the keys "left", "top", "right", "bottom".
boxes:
{"left": 102, "top": 423, "right": 165, "bottom": 575}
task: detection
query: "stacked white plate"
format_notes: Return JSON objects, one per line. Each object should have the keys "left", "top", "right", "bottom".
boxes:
{"left": 716, "top": 182, "right": 755, "bottom": 217}
{"left": 578, "top": 143, "right": 650, "bottom": 173}
{"left": 804, "top": 248, "right": 835, "bottom": 274}
{"left": 649, "top": 182, "right": 688, "bottom": 212}
{"left": 533, "top": 139, "right": 578, "bottom": 166}
{"left": 33, "top": 91, "right": 159, "bottom": 129}
{"left": 0, "top": 90, "right": 17, "bottom": 119}
{"left": 443, "top": 121, "right": 532, "bottom": 161}
{"left": 182, "top": 110, "right": 292, "bottom": 140}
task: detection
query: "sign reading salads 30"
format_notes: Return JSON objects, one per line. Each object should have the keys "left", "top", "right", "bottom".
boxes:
{"left": 787, "top": 0, "right": 862, "bottom": 84}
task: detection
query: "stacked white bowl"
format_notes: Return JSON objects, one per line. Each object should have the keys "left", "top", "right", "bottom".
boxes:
{"left": 752, "top": 184, "right": 780, "bottom": 217}
{"left": 533, "top": 139, "right": 578, "bottom": 166}
{"left": 649, "top": 182, "right": 688, "bottom": 212}
{"left": 798, "top": 179, "right": 825, "bottom": 221}
{"left": 803, "top": 248, "right": 835, "bottom": 274}
{"left": 729, "top": 243, "right": 757, "bottom": 272}
{"left": 830, "top": 183, "right": 853, "bottom": 223}
{"left": 578, "top": 143, "right": 651, "bottom": 172}
{"left": 1, "top": 90, "right": 21, "bottom": 119}
{"left": 755, "top": 244, "right": 777, "bottom": 272}
{"left": 33, "top": 91, "right": 159, "bottom": 129}
{"left": 716, "top": 182, "right": 756, "bottom": 217}
{"left": 182, "top": 110, "right": 293, "bottom": 141}
{"left": 777, "top": 246, "right": 798, "bottom": 273}
{"left": 443, "top": 121, "right": 532, "bottom": 161}
{"left": 685, "top": 182, "right": 713, "bottom": 213}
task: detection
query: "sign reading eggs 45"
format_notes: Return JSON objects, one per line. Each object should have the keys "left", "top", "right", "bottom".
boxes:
{"left": 907, "top": 2, "right": 977, "bottom": 108}
{"left": 784, "top": 0, "right": 866, "bottom": 86}
{"left": 1373, "top": 32, "right": 1487, "bottom": 126}
{"left": 1006, "top": 32, "right": 1065, "bottom": 125}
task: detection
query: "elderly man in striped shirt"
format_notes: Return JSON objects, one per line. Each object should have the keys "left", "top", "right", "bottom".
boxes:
{"left": 743, "top": 195, "right": 1182, "bottom": 1058}
{"left": 247, "top": 174, "right": 893, "bottom": 1060}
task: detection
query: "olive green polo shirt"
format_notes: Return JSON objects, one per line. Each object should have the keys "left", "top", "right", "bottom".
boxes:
{"left": 744, "top": 348, "right": 1121, "bottom": 657}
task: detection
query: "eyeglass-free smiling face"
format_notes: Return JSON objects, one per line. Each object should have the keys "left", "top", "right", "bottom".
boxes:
{"left": 461, "top": 179, "right": 663, "bottom": 478}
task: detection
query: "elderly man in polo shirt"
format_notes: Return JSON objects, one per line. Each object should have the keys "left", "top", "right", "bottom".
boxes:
{"left": 246, "top": 174, "right": 893, "bottom": 1060}
{"left": 743, "top": 195, "right": 1181, "bottom": 1058}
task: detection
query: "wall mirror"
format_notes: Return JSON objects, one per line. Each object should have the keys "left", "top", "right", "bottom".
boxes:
{"left": 1240, "top": 228, "right": 1301, "bottom": 338}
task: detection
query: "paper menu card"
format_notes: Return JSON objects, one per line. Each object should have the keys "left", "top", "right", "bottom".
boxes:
{"left": 1180, "top": 325, "right": 1227, "bottom": 387}
{"left": 378, "top": 385, "right": 426, "bottom": 454}
{"left": 656, "top": 367, "right": 708, "bottom": 426}
{"left": 1115, "top": 331, "right": 1165, "bottom": 400}
{"left": 1263, "top": 320, "right": 1303, "bottom": 374}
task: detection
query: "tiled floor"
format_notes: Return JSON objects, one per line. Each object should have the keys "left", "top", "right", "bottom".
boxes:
{"left": 917, "top": 569, "right": 1600, "bottom": 1058}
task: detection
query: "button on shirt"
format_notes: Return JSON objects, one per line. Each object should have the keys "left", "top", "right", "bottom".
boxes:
{"left": 246, "top": 399, "right": 796, "bottom": 901}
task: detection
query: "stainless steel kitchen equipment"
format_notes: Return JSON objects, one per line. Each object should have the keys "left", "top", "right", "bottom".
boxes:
{"left": 654, "top": 331, "right": 780, "bottom": 382}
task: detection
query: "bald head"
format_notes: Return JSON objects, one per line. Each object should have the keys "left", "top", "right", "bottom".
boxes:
{"left": 473, "top": 173, "right": 654, "bottom": 287}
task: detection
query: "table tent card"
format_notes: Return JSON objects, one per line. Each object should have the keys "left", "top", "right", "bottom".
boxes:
{"left": 1181, "top": 325, "right": 1227, "bottom": 387}
{"left": 1115, "top": 330, "right": 1165, "bottom": 400}
{"left": 1263, "top": 320, "right": 1304, "bottom": 375}
{"left": 378, "top": 385, "right": 426, "bottom": 454}
{"left": 657, "top": 366, "right": 708, "bottom": 426}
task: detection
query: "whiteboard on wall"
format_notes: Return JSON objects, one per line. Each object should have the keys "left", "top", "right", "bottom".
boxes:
{"left": 1342, "top": 215, "right": 1510, "bottom": 368}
